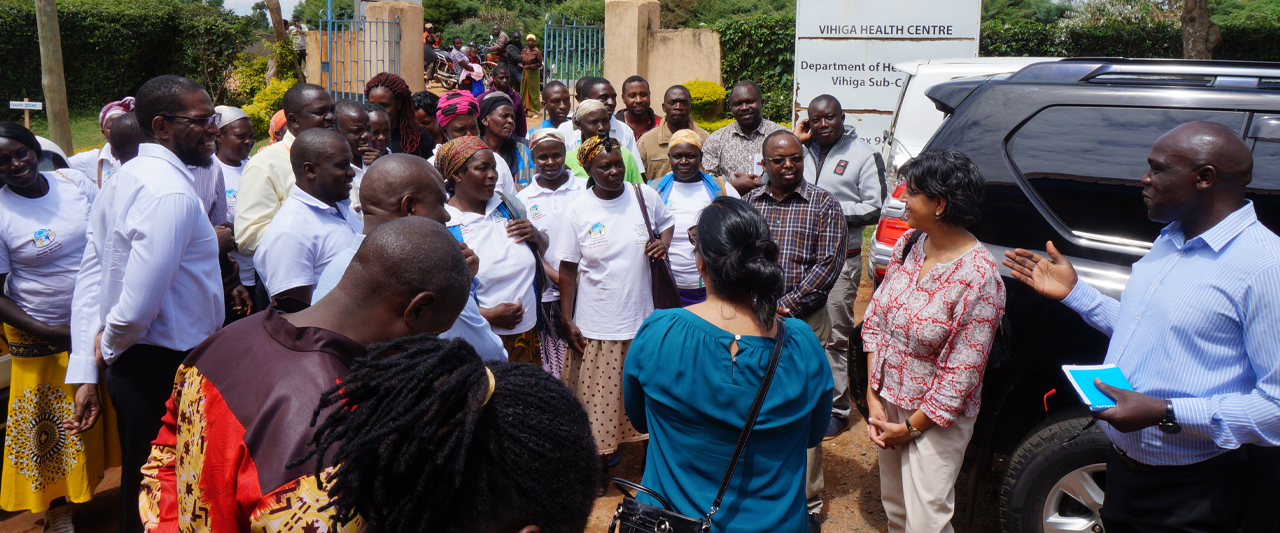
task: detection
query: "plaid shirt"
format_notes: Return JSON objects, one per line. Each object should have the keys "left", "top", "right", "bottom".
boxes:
{"left": 744, "top": 179, "right": 848, "bottom": 317}
{"left": 702, "top": 119, "right": 787, "bottom": 178}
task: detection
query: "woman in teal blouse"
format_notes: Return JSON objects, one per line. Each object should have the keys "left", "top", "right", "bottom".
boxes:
{"left": 623, "top": 197, "right": 833, "bottom": 533}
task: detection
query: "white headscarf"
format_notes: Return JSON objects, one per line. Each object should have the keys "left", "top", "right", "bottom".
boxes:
{"left": 215, "top": 105, "right": 250, "bottom": 129}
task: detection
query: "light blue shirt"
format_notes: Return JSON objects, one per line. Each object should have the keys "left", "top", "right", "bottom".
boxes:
{"left": 313, "top": 234, "right": 508, "bottom": 362}
{"left": 1061, "top": 202, "right": 1280, "bottom": 466}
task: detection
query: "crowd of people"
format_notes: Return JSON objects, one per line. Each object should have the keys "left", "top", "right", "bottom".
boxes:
{"left": 0, "top": 42, "right": 1275, "bottom": 533}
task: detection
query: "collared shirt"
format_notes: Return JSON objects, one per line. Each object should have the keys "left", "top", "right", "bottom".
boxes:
{"left": 447, "top": 196, "right": 539, "bottom": 335}
{"left": 67, "top": 144, "right": 120, "bottom": 186}
{"left": 742, "top": 179, "right": 847, "bottom": 317}
{"left": 1061, "top": 202, "right": 1280, "bottom": 466}
{"left": 68, "top": 143, "right": 224, "bottom": 384}
{"left": 235, "top": 130, "right": 296, "bottom": 255}
{"left": 190, "top": 164, "right": 228, "bottom": 227}
{"left": 557, "top": 117, "right": 647, "bottom": 172}
{"left": 255, "top": 186, "right": 362, "bottom": 300}
{"left": 615, "top": 109, "right": 662, "bottom": 140}
{"left": 702, "top": 119, "right": 787, "bottom": 179}
{"left": 313, "top": 233, "right": 509, "bottom": 362}
{"left": 516, "top": 172, "right": 586, "bottom": 300}
{"left": 140, "top": 301, "right": 363, "bottom": 533}
{"left": 636, "top": 120, "right": 710, "bottom": 180}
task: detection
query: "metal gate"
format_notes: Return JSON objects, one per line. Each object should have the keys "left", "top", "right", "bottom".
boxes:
{"left": 542, "top": 14, "right": 603, "bottom": 98}
{"left": 320, "top": 6, "right": 400, "bottom": 102}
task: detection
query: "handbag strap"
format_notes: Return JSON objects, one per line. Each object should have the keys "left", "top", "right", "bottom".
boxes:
{"left": 706, "top": 318, "right": 787, "bottom": 520}
{"left": 632, "top": 183, "right": 658, "bottom": 241}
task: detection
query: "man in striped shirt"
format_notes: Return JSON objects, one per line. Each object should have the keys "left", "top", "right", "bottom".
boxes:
{"left": 1004, "top": 121, "right": 1280, "bottom": 532}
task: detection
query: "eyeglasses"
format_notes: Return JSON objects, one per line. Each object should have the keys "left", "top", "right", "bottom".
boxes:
{"left": 160, "top": 114, "right": 218, "bottom": 129}
{"left": 687, "top": 227, "right": 697, "bottom": 247}
{"left": 765, "top": 155, "right": 804, "bottom": 166}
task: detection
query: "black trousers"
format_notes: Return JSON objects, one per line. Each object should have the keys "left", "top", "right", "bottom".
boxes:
{"left": 1101, "top": 445, "right": 1280, "bottom": 533}
{"left": 103, "top": 344, "right": 189, "bottom": 533}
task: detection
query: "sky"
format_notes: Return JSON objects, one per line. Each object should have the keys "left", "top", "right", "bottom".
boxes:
{"left": 225, "top": 0, "right": 303, "bottom": 21}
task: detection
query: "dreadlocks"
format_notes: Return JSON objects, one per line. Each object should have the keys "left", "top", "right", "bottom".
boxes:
{"left": 365, "top": 72, "right": 421, "bottom": 154}
{"left": 292, "top": 335, "right": 599, "bottom": 533}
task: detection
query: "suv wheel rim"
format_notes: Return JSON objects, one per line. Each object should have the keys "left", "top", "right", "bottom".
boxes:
{"left": 1042, "top": 463, "right": 1106, "bottom": 532}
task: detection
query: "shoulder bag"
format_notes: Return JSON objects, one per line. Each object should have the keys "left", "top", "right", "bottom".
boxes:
{"left": 609, "top": 318, "right": 788, "bottom": 533}
{"left": 632, "top": 183, "right": 682, "bottom": 310}
{"left": 496, "top": 191, "right": 550, "bottom": 332}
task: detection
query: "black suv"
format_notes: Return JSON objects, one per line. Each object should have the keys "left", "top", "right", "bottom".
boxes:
{"left": 863, "top": 58, "right": 1280, "bottom": 533}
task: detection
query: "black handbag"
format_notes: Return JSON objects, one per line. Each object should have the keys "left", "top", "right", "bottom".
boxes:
{"left": 609, "top": 318, "right": 788, "bottom": 533}
{"left": 632, "top": 184, "right": 682, "bottom": 310}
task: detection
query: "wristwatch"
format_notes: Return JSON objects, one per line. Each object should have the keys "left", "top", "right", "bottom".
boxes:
{"left": 905, "top": 419, "right": 922, "bottom": 438}
{"left": 1158, "top": 399, "right": 1182, "bottom": 434}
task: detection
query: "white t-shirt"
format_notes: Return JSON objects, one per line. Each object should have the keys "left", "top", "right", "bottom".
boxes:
{"left": 0, "top": 170, "right": 98, "bottom": 325}
{"left": 663, "top": 180, "right": 740, "bottom": 289}
{"left": 348, "top": 163, "right": 367, "bottom": 214}
{"left": 218, "top": 158, "right": 256, "bottom": 287}
{"left": 446, "top": 195, "right": 538, "bottom": 335}
{"left": 255, "top": 186, "right": 362, "bottom": 300}
{"left": 555, "top": 185, "right": 674, "bottom": 340}
{"left": 516, "top": 171, "right": 586, "bottom": 301}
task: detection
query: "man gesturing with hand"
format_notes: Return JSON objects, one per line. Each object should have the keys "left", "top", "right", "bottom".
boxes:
{"left": 1003, "top": 121, "right": 1280, "bottom": 532}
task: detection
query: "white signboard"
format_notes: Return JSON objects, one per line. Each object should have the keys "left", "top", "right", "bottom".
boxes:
{"left": 9, "top": 101, "right": 42, "bottom": 110}
{"left": 791, "top": 0, "right": 980, "bottom": 151}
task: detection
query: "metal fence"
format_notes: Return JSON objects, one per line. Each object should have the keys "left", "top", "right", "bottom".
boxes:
{"left": 319, "top": 13, "right": 401, "bottom": 102}
{"left": 542, "top": 14, "right": 604, "bottom": 98}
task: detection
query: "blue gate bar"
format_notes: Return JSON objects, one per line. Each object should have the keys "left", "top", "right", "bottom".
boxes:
{"left": 543, "top": 14, "right": 603, "bottom": 101}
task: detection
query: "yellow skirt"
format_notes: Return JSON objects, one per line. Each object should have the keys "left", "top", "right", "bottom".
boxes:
{"left": 0, "top": 324, "right": 120, "bottom": 512}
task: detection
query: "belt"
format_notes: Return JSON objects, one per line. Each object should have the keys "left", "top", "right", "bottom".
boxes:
{"left": 1111, "top": 444, "right": 1252, "bottom": 473}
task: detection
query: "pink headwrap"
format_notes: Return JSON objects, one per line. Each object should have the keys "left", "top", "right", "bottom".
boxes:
{"left": 99, "top": 97, "right": 135, "bottom": 130}
{"left": 436, "top": 91, "right": 479, "bottom": 128}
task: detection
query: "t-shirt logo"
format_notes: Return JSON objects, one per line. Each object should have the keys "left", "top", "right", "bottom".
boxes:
{"left": 32, "top": 229, "right": 55, "bottom": 248}
{"left": 633, "top": 223, "right": 647, "bottom": 237}
{"left": 529, "top": 204, "right": 545, "bottom": 220}
{"left": 589, "top": 222, "right": 606, "bottom": 239}
{"left": 834, "top": 160, "right": 849, "bottom": 175}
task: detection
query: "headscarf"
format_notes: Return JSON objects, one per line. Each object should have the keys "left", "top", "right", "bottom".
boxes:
{"left": 668, "top": 129, "right": 703, "bottom": 149}
{"left": 576, "top": 134, "right": 620, "bottom": 170}
{"left": 435, "top": 136, "right": 489, "bottom": 181}
{"left": 529, "top": 128, "right": 564, "bottom": 150}
{"left": 525, "top": 34, "right": 536, "bottom": 42}
{"left": 437, "top": 91, "right": 479, "bottom": 128}
{"left": 214, "top": 105, "right": 249, "bottom": 130}
{"left": 99, "top": 97, "right": 135, "bottom": 130}
{"left": 269, "top": 109, "right": 287, "bottom": 143}
{"left": 478, "top": 92, "right": 514, "bottom": 123}
{"left": 573, "top": 99, "right": 607, "bottom": 126}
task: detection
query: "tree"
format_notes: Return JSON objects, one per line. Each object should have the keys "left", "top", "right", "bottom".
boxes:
{"left": 983, "top": 0, "right": 1070, "bottom": 23}
{"left": 1182, "top": 0, "right": 1221, "bottom": 57}
{"left": 251, "top": 1, "right": 270, "bottom": 29}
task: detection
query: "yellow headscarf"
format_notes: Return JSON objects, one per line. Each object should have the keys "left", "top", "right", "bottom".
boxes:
{"left": 577, "top": 134, "right": 621, "bottom": 170}
{"left": 526, "top": 34, "right": 537, "bottom": 42}
{"left": 668, "top": 129, "right": 703, "bottom": 149}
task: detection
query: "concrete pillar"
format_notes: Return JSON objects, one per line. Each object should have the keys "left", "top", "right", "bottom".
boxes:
{"left": 366, "top": 1, "right": 425, "bottom": 92}
{"left": 603, "top": 0, "right": 659, "bottom": 93}
{"left": 306, "top": 31, "right": 322, "bottom": 87}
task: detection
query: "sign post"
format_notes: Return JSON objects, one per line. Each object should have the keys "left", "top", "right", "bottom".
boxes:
{"left": 791, "top": 0, "right": 980, "bottom": 153}
{"left": 9, "top": 99, "right": 43, "bottom": 129}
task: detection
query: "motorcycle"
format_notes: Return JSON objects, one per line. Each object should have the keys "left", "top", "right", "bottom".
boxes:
{"left": 425, "top": 48, "right": 459, "bottom": 90}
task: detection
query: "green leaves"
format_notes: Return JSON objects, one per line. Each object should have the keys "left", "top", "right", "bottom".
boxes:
{"left": 715, "top": 15, "right": 796, "bottom": 123}
{"left": 979, "top": 17, "right": 1280, "bottom": 59}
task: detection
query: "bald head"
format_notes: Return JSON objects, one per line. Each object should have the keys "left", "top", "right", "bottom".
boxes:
{"left": 359, "top": 154, "right": 449, "bottom": 224}
{"left": 340, "top": 217, "right": 471, "bottom": 328}
{"left": 1156, "top": 121, "right": 1253, "bottom": 184}
{"left": 291, "top": 128, "right": 350, "bottom": 174}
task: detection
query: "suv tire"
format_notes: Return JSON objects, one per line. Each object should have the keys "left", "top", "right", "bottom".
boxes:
{"left": 1000, "top": 415, "right": 1108, "bottom": 533}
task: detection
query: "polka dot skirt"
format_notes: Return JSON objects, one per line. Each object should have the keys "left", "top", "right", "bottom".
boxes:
{"left": 560, "top": 338, "right": 647, "bottom": 454}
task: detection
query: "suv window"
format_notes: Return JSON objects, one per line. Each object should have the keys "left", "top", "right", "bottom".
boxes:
{"left": 1008, "top": 106, "right": 1246, "bottom": 244}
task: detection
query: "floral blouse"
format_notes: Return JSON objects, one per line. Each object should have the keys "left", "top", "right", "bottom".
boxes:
{"left": 862, "top": 230, "right": 1006, "bottom": 427}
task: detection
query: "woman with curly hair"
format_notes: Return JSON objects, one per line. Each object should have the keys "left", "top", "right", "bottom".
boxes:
{"left": 365, "top": 72, "right": 434, "bottom": 159}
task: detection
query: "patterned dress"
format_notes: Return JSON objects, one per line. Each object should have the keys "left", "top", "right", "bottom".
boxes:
{"left": 140, "top": 302, "right": 364, "bottom": 532}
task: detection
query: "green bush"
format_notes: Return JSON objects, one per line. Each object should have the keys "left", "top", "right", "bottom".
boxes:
{"left": 226, "top": 53, "right": 271, "bottom": 107}
{"left": 243, "top": 76, "right": 296, "bottom": 139}
{"left": 0, "top": 0, "right": 252, "bottom": 117}
{"left": 549, "top": 0, "right": 603, "bottom": 24}
{"left": 714, "top": 14, "right": 795, "bottom": 123}
{"left": 684, "top": 79, "right": 726, "bottom": 120}
{"left": 980, "top": 18, "right": 1280, "bottom": 60}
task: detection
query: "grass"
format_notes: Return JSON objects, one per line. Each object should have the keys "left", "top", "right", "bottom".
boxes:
{"left": 25, "top": 108, "right": 107, "bottom": 155}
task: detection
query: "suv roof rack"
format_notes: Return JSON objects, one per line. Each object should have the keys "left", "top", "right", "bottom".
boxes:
{"left": 1009, "top": 57, "right": 1280, "bottom": 86}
